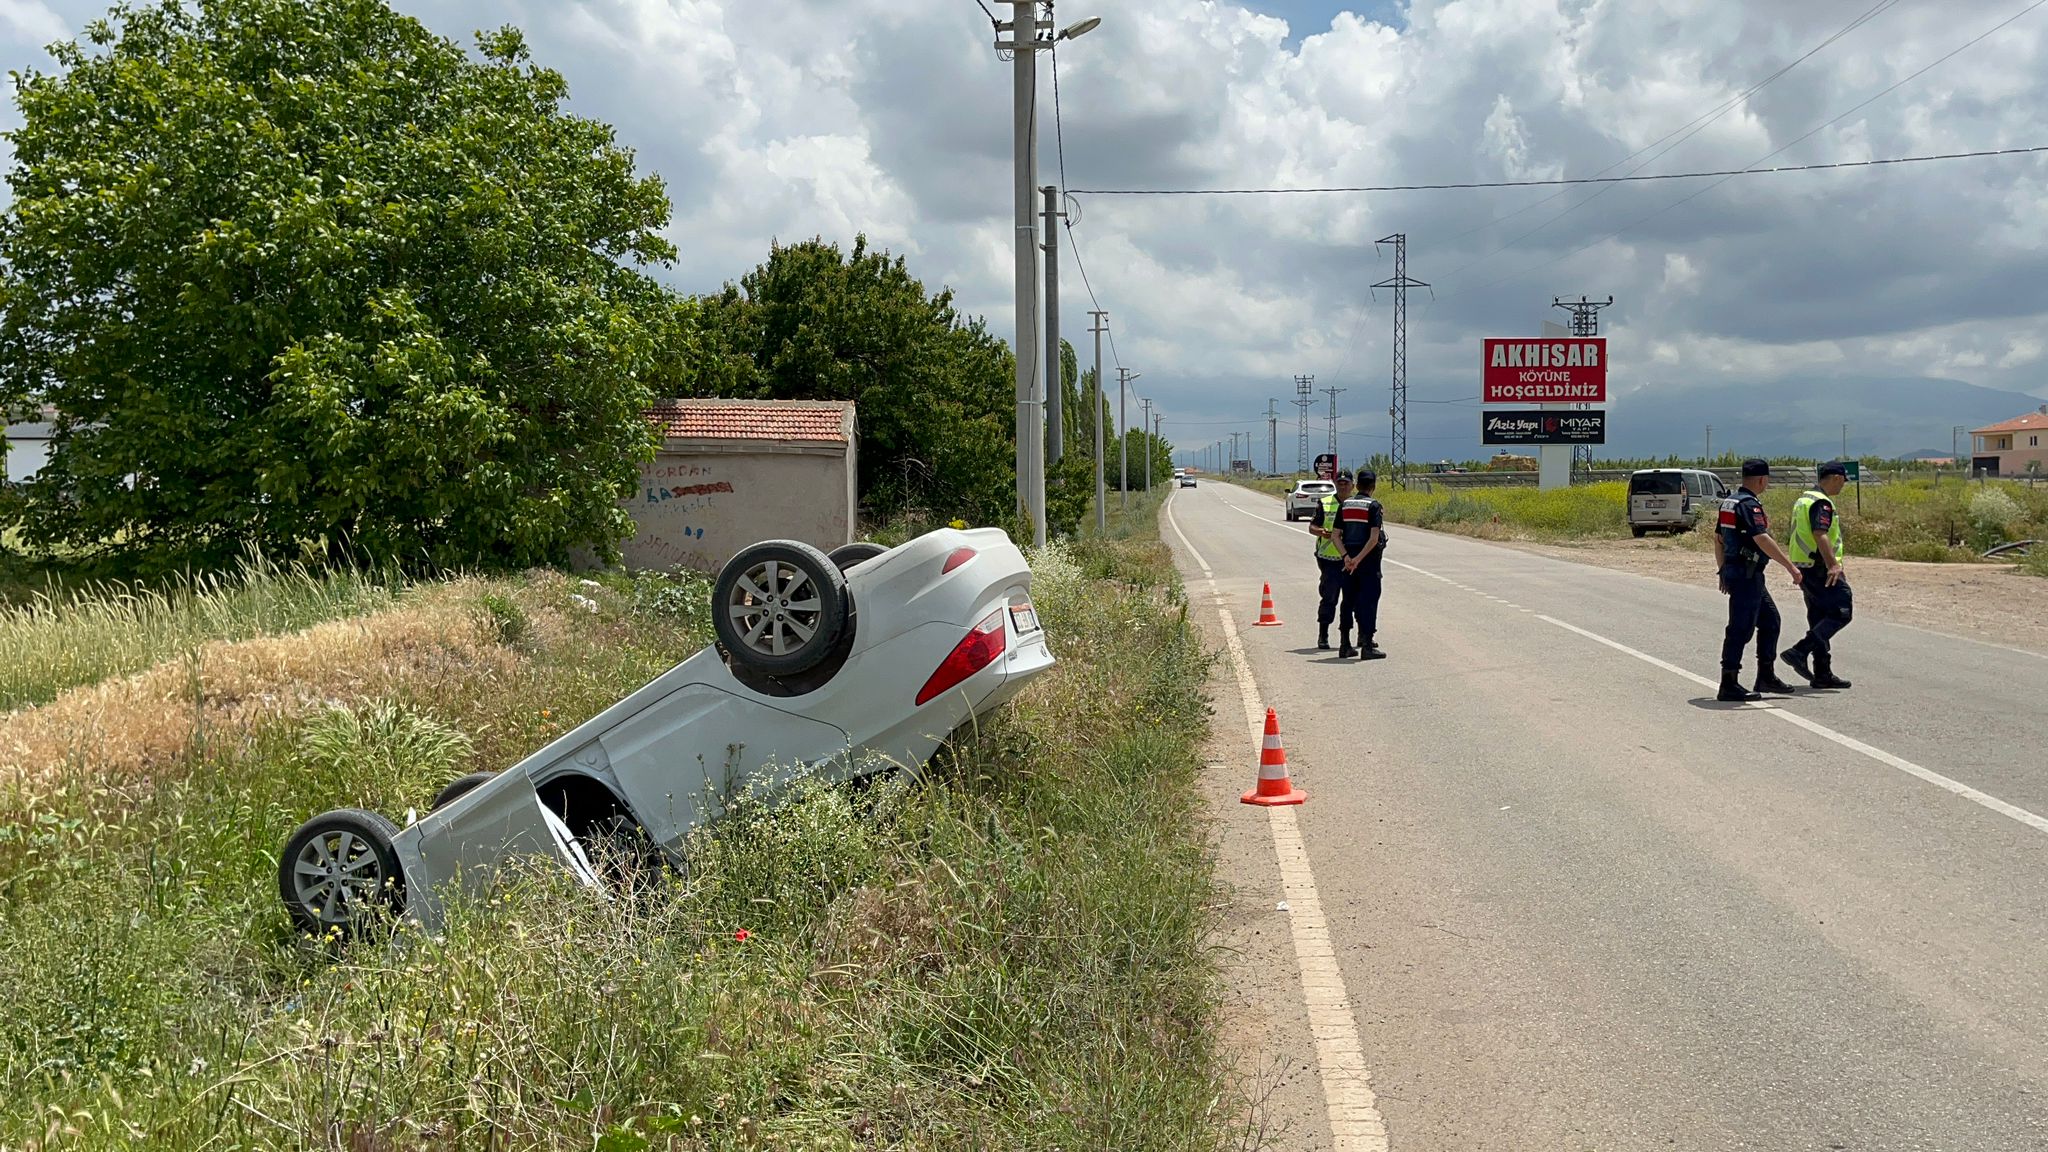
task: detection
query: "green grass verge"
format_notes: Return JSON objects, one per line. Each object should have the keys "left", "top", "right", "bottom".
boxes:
{"left": 0, "top": 525, "right": 1235, "bottom": 1148}
{"left": 0, "top": 556, "right": 399, "bottom": 711}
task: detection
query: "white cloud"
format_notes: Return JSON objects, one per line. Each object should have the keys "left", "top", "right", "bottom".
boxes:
{"left": 0, "top": 0, "right": 65, "bottom": 45}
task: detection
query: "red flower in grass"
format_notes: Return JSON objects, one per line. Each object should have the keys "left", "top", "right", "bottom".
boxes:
{"left": 733, "top": 929, "right": 751, "bottom": 943}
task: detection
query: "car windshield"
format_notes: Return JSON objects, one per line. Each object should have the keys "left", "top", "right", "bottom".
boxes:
{"left": 1630, "top": 473, "right": 1685, "bottom": 495}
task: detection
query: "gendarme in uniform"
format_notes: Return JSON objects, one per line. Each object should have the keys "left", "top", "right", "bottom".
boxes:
{"left": 1781, "top": 461, "right": 1854, "bottom": 690}
{"left": 1713, "top": 458, "right": 1802, "bottom": 702}
{"left": 1310, "top": 472, "right": 1353, "bottom": 651}
{"left": 1337, "top": 467, "right": 1388, "bottom": 661}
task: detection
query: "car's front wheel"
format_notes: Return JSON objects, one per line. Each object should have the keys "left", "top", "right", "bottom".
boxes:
{"left": 714, "top": 540, "right": 850, "bottom": 677}
{"left": 279, "top": 808, "right": 405, "bottom": 938}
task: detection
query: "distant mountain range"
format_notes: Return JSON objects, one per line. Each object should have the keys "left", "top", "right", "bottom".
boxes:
{"left": 1388, "top": 376, "right": 2047, "bottom": 462}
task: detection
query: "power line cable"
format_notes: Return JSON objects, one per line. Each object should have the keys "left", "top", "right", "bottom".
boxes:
{"left": 1451, "top": 0, "right": 2048, "bottom": 297}
{"left": 1063, "top": 144, "right": 2047, "bottom": 196}
{"left": 1051, "top": 39, "right": 1125, "bottom": 373}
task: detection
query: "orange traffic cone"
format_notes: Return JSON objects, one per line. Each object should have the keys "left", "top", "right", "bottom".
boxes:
{"left": 1252, "top": 583, "right": 1283, "bottom": 627}
{"left": 1241, "top": 708, "right": 1306, "bottom": 806}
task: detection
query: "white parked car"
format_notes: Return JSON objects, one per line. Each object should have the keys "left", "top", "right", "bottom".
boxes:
{"left": 1284, "top": 479, "right": 1336, "bottom": 521}
{"left": 1627, "top": 468, "right": 1728, "bottom": 537}
{"left": 279, "top": 528, "right": 1055, "bottom": 935}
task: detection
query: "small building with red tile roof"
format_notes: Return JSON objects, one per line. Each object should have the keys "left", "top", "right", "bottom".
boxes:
{"left": 621, "top": 399, "right": 858, "bottom": 573}
{"left": 1969, "top": 406, "right": 2048, "bottom": 477}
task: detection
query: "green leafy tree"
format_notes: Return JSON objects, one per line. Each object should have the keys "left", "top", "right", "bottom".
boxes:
{"left": 689, "top": 236, "right": 1015, "bottom": 523}
{"left": 0, "top": 0, "right": 679, "bottom": 572}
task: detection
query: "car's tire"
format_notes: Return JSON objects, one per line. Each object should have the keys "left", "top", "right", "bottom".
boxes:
{"left": 279, "top": 808, "right": 405, "bottom": 938}
{"left": 827, "top": 541, "right": 890, "bottom": 573}
{"left": 714, "top": 540, "right": 849, "bottom": 677}
{"left": 430, "top": 771, "right": 496, "bottom": 813}
{"left": 1631, "top": 526, "right": 1647, "bottom": 538}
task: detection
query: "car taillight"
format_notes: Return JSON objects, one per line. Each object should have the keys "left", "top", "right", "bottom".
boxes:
{"left": 942, "top": 546, "right": 977, "bottom": 574}
{"left": 916, "top": 609, "right": 1007, "bottom": 706}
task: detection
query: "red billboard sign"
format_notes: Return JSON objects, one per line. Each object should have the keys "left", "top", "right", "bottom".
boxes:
{"left": 1482, "top": 338, "right": 1607, "bottom": 403}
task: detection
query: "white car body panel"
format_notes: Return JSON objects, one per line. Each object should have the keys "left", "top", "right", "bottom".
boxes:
{"left": 386, "top": 527, "right": 1052, "bottom": 930}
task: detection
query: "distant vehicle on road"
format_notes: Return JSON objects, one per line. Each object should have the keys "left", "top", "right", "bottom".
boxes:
{"left": 1285, "top": 479, "right": 1336, "bottom": 521}
{"left": 1178, "top": 469, "right": 1196, "bottom": 488}
{"left": 1627, "top": 468, "right": 1728, "bottom": 537}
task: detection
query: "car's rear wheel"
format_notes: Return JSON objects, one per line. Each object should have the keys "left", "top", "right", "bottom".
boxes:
{"left": 279, "top": 808, "right": 405, "bottom": 938}
{"left": 827, "top": 541, "right": 890, "bottom": 573}
{"left": 1631, "top": 526, "right": 1647, "bottom": 538}
{"left": 714, "top": 541, "right": 849, "bottom": 677}
{"left": 430, "top": 771, "right": 496, "bottom": 812}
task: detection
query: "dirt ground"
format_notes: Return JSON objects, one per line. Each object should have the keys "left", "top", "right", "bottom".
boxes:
{"left": 1501, "top": 536, "right": 2048, "bottom": 654}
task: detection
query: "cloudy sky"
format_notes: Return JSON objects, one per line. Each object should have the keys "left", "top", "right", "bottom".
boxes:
{"left": 5, "top": 0, "right": 2048, "bottom": 461}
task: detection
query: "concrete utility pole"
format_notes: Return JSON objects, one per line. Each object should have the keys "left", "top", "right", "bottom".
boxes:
{"left": 998, "top": 3, "right": 1099, "bottom": 548}
{"left": 1042, "top": 184, "right": 1064, "bottom": 471}
{"left": 1705, "top": 425, "right": 1713, "bottom": 464}
{"left": 1141, "top": 398, "right": 1154, "bottom": 493}
{"left": 1841, "top": 423, "right": 1849, "bottom": 460}
{"left": 1091, "top": 309, "right": 1108, "bottom": 532}
{"left": 1118, "top": 366, "right": 1140, "bottom": 507}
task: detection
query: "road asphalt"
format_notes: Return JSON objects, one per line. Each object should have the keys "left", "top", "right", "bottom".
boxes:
{"left": 1167, "top": 481, "right": 2048, "bottom": 1152}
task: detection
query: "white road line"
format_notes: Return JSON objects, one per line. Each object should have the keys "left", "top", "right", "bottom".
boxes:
{"left": 1212, "top": 596, "right": 1390, "bottom": 1152}
{"left": 1537, "top": 613, "right": 2048, "bottom": 837}
{"left": 1164, "top": 495, "right": 1213, "bottom": 577}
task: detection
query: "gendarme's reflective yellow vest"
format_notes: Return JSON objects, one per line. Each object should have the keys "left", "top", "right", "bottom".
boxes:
{"left": 1316, "top": 494, "right": 1344, "bottom": 560}
{"left": 1788, "top": 489, "right": 1844, "bottom": 566}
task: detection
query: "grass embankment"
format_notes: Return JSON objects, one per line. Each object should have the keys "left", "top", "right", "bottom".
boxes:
{"left": 0, "top": 499, "right": 1235, "bottom": 1150}
{"left": 1225, "top": 474, "right": 2048, "bottom": 567}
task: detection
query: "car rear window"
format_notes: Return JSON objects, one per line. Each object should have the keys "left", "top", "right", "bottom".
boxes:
{"left": 1298, "top": 482, "right": 1335, "bottom": 493}
{"left": 1630, "top": 473, "right": 1684, "bottom": 495}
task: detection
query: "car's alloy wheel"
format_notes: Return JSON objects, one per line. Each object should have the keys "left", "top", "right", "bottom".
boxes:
{"left": 279, "top": 808, "right": 405, "bottom": 937}
{"left": 713, "top": 540, "right": 849, "bottom": 677}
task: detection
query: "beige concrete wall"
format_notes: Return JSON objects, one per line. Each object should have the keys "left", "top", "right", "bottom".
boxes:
{"left": 620, "top": 445, "right": 853, "bottom": 574}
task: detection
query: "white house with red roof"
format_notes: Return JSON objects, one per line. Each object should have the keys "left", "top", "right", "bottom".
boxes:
{"left": 623, "top": 398, "right": 858, "bottom": 573}
{"left": 1969, "top": 406, "right": 2048, "bottom": 477}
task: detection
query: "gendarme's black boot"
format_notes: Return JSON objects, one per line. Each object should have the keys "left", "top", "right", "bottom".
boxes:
{"left": 1811, "top": 656, "right": 1852, "bottom": 690}
{"left": 1718, "top": 670, "right": 1761, "bottom": 703}
{"left": 1781, "top": 645, "right": 1814, "bottom": 684}
{"left": 1337, "top": 631, "right": 1355, "bottom": 659}
{"left": 1754, "top": 665, "right": 1796, "bottom": 695}
{"left": 1318, "top": 626, "right": 1331, "bottom": 651}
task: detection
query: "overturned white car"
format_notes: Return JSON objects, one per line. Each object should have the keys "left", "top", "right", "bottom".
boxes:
{"left": 279, "top": 528, "right": 1055, "bottom": 935}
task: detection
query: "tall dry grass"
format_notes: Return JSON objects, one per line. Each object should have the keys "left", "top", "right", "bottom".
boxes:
{"left": 0, "top": 558, "right": 397, "bottom": 712}
{"left": 0, "top": 533, "right": 1240, "bottom": 1149}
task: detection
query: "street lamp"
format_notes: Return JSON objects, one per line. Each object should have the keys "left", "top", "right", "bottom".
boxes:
{"left": 999, "top": 3, "right": 1100, "bottom": 548}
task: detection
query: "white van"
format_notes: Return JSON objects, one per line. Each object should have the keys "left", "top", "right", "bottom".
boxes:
{"left": 1627, "top": 468, "right": 1728, "bottom": 537}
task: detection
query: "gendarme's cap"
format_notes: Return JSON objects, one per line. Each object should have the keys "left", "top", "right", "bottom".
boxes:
{"left": 1741, "top": 458, "right": 1772, "bottom": 477}
{"left": 1817, "top": 460, "right": 1849, "bottom": 479}
{"left": 1355, "top": 468, "right": 1378, "bottom": 485}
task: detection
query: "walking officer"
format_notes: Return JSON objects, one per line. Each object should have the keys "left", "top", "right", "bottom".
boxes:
{"left": 1714, "top": 458, "right": 1802, "bottom": 702}
{"left": 1781, "top": 461, "right": 1854, "bottom": 689}
{"left": 1338, "top": 467, "right": 1388, "bottom": 661}
{"left": 1310, "top": 471, "right": 1354, "bottom": 650}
